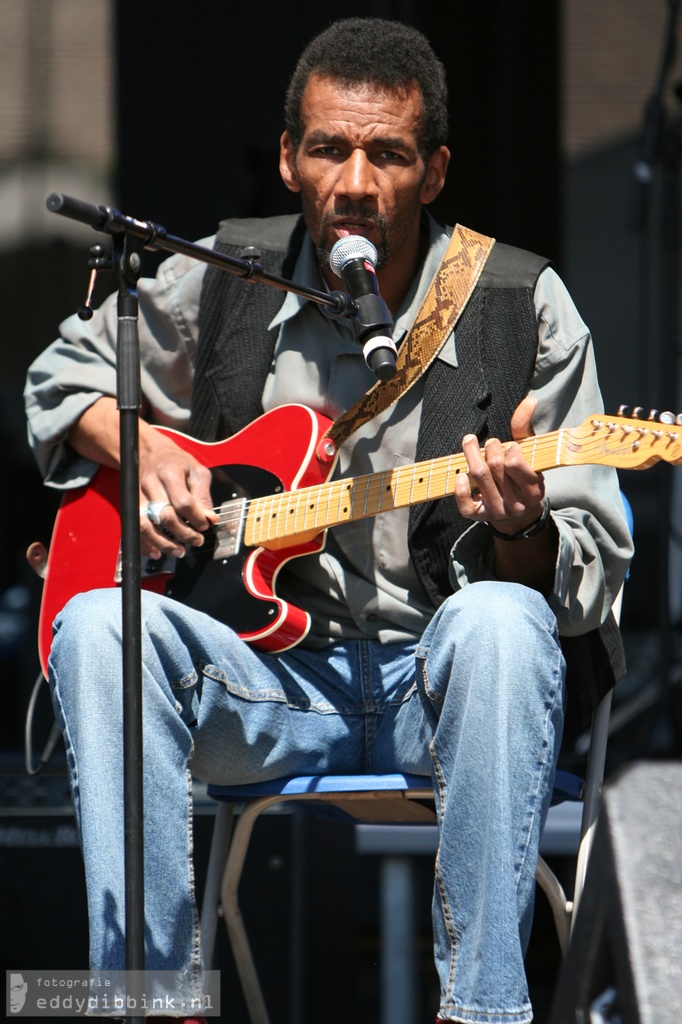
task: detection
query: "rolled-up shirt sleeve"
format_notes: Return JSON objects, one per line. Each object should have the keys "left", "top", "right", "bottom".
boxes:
{"left": 25, "top": 243, "right": 211, "bottom": 488}
{"left": 450, "top": 266, "right": 634, "bottom": 635}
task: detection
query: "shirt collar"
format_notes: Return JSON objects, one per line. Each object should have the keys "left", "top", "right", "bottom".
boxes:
{"left": 268, "top": 233, "right": 326, "bottom": 331}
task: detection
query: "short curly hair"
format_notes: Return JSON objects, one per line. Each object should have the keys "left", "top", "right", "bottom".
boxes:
{"left": 284, "top": 18, "right": 449, "bottom": 159}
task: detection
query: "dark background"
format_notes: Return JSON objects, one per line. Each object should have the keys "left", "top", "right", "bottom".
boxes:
{"left": 115, "top": 2, "right": 561, "bottom": 255}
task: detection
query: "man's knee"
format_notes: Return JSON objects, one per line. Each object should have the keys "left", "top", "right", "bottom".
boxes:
{"left": 435, "top": 581, "right": 557, "bottom": 643}
{"left": 54, "top": 588, "right": 124, "bottom": 647}
{"left": 56, "top": 588, "right": 181, "bottom": 644}
{"left": 417, "top": 582, "right": 563, "bottom": 712}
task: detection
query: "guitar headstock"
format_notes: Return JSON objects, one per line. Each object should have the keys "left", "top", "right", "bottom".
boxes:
{"left": 568, "top": 406, "right": 682, "bottom": 469}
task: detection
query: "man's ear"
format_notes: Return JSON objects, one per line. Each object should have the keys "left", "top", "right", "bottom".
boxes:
{"left": 279, "top": 131, "right": 301, "bottom": 193}
{"left": 420, "top": 145, "right": 450, "bottom": 205}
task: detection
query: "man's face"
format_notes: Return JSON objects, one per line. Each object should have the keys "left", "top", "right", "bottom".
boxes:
{"left": 10, "top": 975, "right": 27, "bottom": 1014}
{"left": 280, "top": 74, "right": 447, "bottom": 275}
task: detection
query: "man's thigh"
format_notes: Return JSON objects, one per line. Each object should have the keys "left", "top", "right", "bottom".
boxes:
{"left": 191, "top": 637, "right": 430, "bottom": 783}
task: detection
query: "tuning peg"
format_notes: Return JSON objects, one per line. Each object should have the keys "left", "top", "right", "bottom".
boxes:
{"left": 633, "top": 407, "right": 645, "bottom": 419}
{"left": 659, "top": 411, "right": 676, "bottom": 424}
{"left": 647, "top": 409, "right": 659, "bottom": 420}
{"left": 617, "top": 405, "right": 630, "bottom": 417}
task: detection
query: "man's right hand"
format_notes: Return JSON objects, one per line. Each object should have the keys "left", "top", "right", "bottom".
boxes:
{"left": 68, "top": 396, "right": 219, "bottom": 560}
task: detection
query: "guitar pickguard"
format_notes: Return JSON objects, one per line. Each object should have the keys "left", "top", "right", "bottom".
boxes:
{"left": 163, "top": 463, "right": 283, "bottom": 632}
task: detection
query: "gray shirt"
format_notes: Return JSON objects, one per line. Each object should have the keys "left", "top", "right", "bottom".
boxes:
{"left": 25, "top": 215, "right": 633, "bottom": 645}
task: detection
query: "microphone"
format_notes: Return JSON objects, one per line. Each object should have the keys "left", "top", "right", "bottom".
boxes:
{"left": 329, "top": 235, "right": 397, "bottom": 381}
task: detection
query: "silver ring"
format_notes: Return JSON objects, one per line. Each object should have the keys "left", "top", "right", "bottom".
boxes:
{"left": 142, "top": 501, "right": 171, "bottom": 527}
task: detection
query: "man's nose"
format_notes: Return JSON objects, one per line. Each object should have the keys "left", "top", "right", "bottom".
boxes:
{"left": 336, "top": 149, "right": 378, "bottom": 201}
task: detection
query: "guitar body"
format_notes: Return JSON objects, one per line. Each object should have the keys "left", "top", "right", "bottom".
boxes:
{"left": 38, "top": 404, "right": 334, "bottom": 674}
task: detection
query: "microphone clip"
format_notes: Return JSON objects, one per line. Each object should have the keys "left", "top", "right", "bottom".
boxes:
{"left": 351, "top": 291, "right": 398, "bottom": 382}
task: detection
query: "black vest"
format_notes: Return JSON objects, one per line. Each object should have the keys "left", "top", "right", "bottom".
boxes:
{"left": 191, "top": 215, "right": 624, "bottom": 728}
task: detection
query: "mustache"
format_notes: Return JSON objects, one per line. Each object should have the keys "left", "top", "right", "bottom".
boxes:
{"left": 331, "top": 203, "right": 383, "bottom": 224}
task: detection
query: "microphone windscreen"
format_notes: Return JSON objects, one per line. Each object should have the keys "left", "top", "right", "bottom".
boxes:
{"left": 330, "top": 235, "right": 378, "bottom": 276}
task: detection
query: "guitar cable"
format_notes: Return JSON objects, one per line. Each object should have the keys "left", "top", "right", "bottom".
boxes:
{"left": 24, "top": 669, "right": 62, "bottom": 776}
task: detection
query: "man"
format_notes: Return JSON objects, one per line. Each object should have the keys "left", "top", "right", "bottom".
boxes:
{"left": 9, "top": 974, "right": 28, "bottom": 1015}
{"left": 25, "top": 17, "right": 632, "bottom": 1024}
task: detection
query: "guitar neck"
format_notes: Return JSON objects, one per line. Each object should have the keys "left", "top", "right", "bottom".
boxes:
{"left": 231, "top": 408, "right": 682, "bottom": 548}
{"left": 243, "top": 429, "right": 567, "bottom": 547}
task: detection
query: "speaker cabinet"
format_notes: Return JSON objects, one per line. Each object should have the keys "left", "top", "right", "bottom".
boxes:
{"left": 550, "top": 761, "right": 682, "bottom": 1024}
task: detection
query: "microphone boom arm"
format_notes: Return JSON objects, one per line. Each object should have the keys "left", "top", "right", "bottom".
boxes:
{"left": 46, "top": 192, "right": 354, "bottom": 318}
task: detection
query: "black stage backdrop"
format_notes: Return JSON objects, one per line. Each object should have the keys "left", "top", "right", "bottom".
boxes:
{"left": 114, "top": 1, "right": 560, "bottom": 260}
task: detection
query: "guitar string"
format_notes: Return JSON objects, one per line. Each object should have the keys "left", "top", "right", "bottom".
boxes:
{"left": 201, "top": 426, "right": 643, "bottom": 537}
{"left": 206, "top": 425, "right": 659, "bottom": 532}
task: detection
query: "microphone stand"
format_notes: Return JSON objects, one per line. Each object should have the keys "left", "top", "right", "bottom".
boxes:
{"left": 656, "top": 92, "right": 682, "bottom": 754}
{"left": 46, "top": 192, "right": 356, "bottom": 318}
{"left": 45, "top": 192, "right": 375, "bottom": 1012}
{"left": 112, "top": 228, "right": 146, "bottom": 1020}
{"left": 626, "top": 0, "right": 682, "bottom": 756}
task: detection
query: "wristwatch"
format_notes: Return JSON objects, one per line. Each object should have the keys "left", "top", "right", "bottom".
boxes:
{"left": 486, "top": 498, "right": 552, "bottom": 541}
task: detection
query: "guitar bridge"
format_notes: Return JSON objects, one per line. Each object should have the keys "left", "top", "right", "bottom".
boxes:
{"left": 113, "top": 497, "right": 246, "bottom": 583}
{"left": 114, "top": 550, "right": 177, "bottom": 583}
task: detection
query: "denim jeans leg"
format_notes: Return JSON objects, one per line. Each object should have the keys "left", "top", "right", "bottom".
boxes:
{"left": 415, "top": 582, "right": 565, "bottom": 1024}
{"left": 49, "top": 594, "right": 395, "bottom": 972}
{"left": 49, "top": 588, "right": 209, "bottom": 974}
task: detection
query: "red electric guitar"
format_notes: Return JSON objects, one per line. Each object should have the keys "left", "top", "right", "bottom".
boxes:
{"left": 34, "top": 403, "right": 682, "bottom": 673}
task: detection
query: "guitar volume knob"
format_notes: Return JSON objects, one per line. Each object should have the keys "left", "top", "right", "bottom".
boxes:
{"left": 317, "top": 438, "right": 337, "bottom": 463}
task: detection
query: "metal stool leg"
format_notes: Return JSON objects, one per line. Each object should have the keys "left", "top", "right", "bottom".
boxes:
{"left": 219, "top": 795, "right": 284, "bottom": 1024}
{"left": 200, "top": 801, "right": 234, "bottom": 969}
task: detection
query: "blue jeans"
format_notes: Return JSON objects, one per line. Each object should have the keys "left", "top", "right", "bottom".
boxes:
{"left": 49, "top": 581, "right": 564, "bottom": 1024}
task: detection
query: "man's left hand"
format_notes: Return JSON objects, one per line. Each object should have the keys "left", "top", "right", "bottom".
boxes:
{"left": 454, "top": 395, "right": 545, "bottom": 535}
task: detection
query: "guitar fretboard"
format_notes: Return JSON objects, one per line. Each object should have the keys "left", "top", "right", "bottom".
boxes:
{"left": 242, "top": 415, "right": 682, "bottom": 547}
{"left": 243, "top": 430, "right": 564, "bottom": 545}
